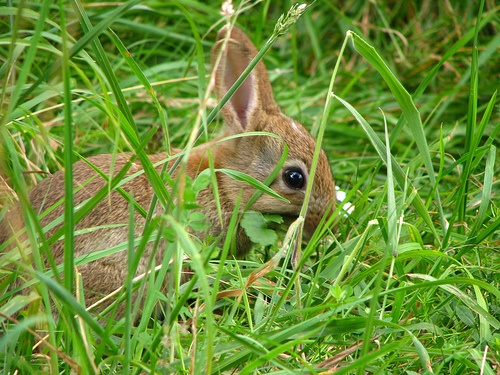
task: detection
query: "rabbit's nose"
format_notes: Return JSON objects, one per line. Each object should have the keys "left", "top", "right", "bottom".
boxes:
{"left": 303, "top": 208, "right": 335, "bottom": 239}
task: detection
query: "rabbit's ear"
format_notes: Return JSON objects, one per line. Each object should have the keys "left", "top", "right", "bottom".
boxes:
{"left": 212, "top": 26, "right": 278, "bottom": 132}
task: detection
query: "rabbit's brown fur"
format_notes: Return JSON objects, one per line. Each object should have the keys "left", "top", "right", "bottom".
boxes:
{"left": 0, "top": 26, "right": 336, "bottom": 316}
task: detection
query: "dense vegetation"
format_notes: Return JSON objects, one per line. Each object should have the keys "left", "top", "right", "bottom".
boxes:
{"left": 1, "top": 1, "right": 499, "bottom": 373}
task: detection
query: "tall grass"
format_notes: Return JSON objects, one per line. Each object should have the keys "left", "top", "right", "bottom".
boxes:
{"left": 1, "top": 1, "right": 499, "bottom": 374}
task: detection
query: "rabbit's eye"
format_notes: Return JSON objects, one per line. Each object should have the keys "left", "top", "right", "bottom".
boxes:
{"left": 284, "top": 168, "right": 305, "bottom": 189}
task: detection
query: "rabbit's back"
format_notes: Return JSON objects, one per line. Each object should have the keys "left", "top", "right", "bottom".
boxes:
{"left": 0, "top": 152, "right": 178, "bottom": 310}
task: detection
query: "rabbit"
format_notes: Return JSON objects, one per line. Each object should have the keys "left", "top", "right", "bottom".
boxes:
{"left": 0, "top": 25, "right": 336, "bottom": 318}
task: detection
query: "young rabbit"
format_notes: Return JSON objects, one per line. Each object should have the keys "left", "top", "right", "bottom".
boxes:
{"left": 0, "top": 26, "right": 336, "bottom": 317}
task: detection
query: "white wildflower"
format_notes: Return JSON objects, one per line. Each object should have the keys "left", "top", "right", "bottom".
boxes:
{"left": 221, "top": 0, "right": 234, "bottom": 16}
{"left": 336, "top": 186, "right": 354, "bottom": 216}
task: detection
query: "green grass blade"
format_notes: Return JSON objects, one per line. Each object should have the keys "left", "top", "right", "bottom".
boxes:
{"left": 347, "top": 31, "right": 446, "bottom": 234}
{"left": 470, "top": 145, "right": 496, "bottom": 239}
{"left": 108, "top": 29, "right": 169, "bottom": 146}
{"left": 333, "top": 94, "right": 439, "bottom": 241}
{"left": 0, "top": 1, "right": 51, "bottom": 128}
{"left": 442, "top": 1, "right": 487, "bottom": 249}
{"left": 16, "top": 0, "right": 143, "bottom": 105}
{"left": 59, "top": 0, "right": 74, "bottom": 295}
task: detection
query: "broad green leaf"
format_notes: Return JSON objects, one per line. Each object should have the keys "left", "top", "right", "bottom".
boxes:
{"left": 241, "top": 212, "right": 282, "bottom": 247}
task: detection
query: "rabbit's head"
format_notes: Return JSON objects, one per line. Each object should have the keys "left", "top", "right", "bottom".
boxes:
{"left": 210, "top": 26, "right": 336, "bottom": 239}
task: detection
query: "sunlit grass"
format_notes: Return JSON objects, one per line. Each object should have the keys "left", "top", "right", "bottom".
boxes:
{"left": 1, "top": 1, "right": 499, "bottom": 374}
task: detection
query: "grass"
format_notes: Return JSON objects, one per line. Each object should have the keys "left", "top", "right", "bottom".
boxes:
{"left": 1, "top": 0, "right": 499, "bottom": 373}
